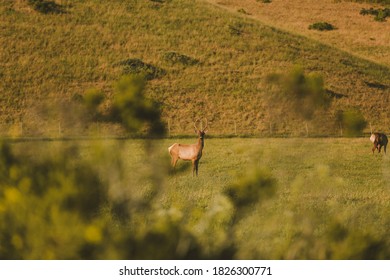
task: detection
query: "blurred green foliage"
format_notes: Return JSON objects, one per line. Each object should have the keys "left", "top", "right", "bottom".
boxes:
{"left": 0, "top": 137, "right": 280, "bottom": 259}
{"left": 225, "top": 167, "right": 276, "bottom": 209}
{"left": 0, "top": 75, "right": 388, "bottom": 259}
{"left": 340, "top": 109, "right": 367, "bottom": 136}
{"left": 267, "top": 67, "right": 330, "bottom": 121}
{"left": 110, "top": 75, "right": 165, "bottom": 137}
{"left": 0, "top": 76, "right": 276, "bottom": 259}
{"left": 75, "top": 75, "right": 165, "bottom": 137}
{"left": 0, "top": 142, "right": 109, "bottom": 259}
{"left": 276, "top": 165, "right": 390, "bottom": 259}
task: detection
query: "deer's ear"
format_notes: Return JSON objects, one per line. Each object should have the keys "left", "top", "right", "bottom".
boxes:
{"left": 194, "top": 129, "right": 198, "bottom": 134}
{"left": 203, "top": 129, "right": 208, "bottom": 134}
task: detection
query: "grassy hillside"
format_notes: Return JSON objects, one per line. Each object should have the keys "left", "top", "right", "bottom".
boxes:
{"left": 1, "top": 0, "right": 390, "bottom": 137}
{"left": 207, "top": 0, "right": 390, "bottom": 66}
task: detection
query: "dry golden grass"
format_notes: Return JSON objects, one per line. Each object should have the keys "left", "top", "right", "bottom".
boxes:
{"left": 207, "top": 0, "right": 390, "bottom": 66}
{"left": 1, "top": 0, "right": 389, "bottom": 137}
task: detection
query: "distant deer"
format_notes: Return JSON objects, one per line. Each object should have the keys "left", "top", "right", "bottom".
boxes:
{"left": 168, "top": 119, "right": 208, "bottom": 176}
{"left": 370, "top": 132, "right": 388, "bottom": 154}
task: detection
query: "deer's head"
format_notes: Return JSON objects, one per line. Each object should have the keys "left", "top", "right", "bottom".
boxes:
{"left": 194, "top": 119, "right": 208, "bottom": 139}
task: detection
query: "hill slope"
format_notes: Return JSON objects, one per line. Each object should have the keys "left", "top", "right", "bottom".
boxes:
{"left": 1, "top": 0, "right": 389, "bottom": 136}
{"left": 206, "top": 0, "right": 390, "bottom": 67}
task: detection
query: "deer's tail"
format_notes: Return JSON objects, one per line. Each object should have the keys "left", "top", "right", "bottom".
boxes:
{"left": 168, "top": 143, "right": 177, "bottom": 155}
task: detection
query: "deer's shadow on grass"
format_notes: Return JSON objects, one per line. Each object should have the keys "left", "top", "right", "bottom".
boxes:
{"left": 167, "top": 160, "right": 208, "bottom": 176}
{"left": 168, "top": 161, "right": 192, "bottom": 175}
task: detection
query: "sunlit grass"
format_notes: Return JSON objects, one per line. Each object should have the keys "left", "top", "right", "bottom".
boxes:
{"left": 10, "top": 137, "right": 389, "bottom": 259}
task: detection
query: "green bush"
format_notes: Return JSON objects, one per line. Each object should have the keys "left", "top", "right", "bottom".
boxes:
{"left": 163, "top": 52, "right": 199, "bottom": 66}
{"left": 309, "top": 22, "right": 336, "bottom": 31}
{"left": 228, "top": 22, "right": 244, "bottom": 36}
{"left": 27, "top": 0, "right": 65, "bottom": 14}
{"left": 115, "top": 59, "right": 166, "bottom": 80}
{"left": 237, "top": 8, "right": 251, "bottom": 15}
{"left": 360, "top": 7, "right": 390, "bottom": 21}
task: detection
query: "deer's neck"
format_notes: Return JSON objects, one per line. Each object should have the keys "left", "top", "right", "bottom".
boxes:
{"left": 197, "top": 137, "right": 204, "bottom": 150}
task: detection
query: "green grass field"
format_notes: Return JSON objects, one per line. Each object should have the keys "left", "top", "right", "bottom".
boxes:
{"left": 6, "top": 137, "right": 389, "bottom": 259}
{"left": 156, "top": 137, "right": 390, "bottom": 258}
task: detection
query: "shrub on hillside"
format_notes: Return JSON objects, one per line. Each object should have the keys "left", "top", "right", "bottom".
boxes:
{"left": 308, "top": 22, "right": 336, "bottom": 31}
{"left": 237, "top": 8, "right": 251, "bottom": 15}
{"left": 115, "top": 59, "right": 166, "bottom": 80}
{"left": 228, "top": 22, "right": 244, "bottom": 36}
{"left": 360, "top": 7, "right": 390, "bottom": 21}
{"left": 27, "top": 0, "right": 65, "bottom": 14}
{"left": 163, "top": 52, "right": 199, "bottom": 66}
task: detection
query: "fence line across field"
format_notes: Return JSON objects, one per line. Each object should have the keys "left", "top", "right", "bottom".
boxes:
{"left": 0, "top": 118, "right": 379, "bottom": 140}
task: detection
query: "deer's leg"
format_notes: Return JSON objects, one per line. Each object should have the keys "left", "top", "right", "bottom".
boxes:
{"left": 195, "top": 160, "right": 199, "bottom": 177}
{"left": 384, "top": 144, "right": 387, "bottom": 154}
{"left": 172, "top": 157, "right": 178, "bottom": 168}
{"left": 379, "top": 145, "right": 382, "bottom": 153}
{"left": 373, "top": 143, "right": 378, "bottom": 154}
{"left": 192, "top": 160, "right": 196, "bottom": 177}
{"left": 170, "top": 153, "right": 178, "bottom": 168}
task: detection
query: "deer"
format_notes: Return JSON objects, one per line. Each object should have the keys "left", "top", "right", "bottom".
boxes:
{"left": 168, "top": 119, "right": 208, "bottom": 176}
{"left": 370, "top": 132, "right": 388, "bottom": 154}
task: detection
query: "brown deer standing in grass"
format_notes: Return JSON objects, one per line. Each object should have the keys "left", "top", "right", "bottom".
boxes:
{"left": 370, "top": 132, "right": 388, "bottom": 154}
{"left": 168, "top": 119, "right": 208, "bottom": 176}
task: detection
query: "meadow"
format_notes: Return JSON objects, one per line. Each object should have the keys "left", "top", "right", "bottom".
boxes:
{"left": 4, "top": 137, "right": 389, "bottom": 259}
{"left": 125, "top": 137, "right": 390, "bottom": 259}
